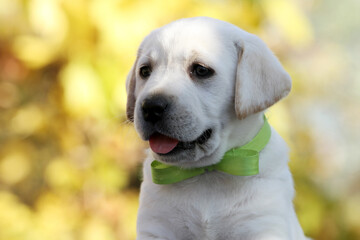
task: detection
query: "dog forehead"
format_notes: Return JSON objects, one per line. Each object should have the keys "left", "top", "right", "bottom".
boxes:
{"left": 139, "top": 17, "right": 236, "bottom": 63}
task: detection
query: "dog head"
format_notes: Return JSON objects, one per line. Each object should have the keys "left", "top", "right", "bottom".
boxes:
{"left": 126, "top": 17, "right": 291, "bottom": 167}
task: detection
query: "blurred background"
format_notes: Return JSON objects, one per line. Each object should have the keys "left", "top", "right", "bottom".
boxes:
{"left": 0, "top": 0, "right": 359, "bottom": 239}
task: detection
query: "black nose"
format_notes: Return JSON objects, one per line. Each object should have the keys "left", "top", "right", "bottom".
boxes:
{"left": 141, "top": 95, "right": 169, "bottom": 124}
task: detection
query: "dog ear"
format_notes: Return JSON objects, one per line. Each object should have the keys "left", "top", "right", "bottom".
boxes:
{"left": 234, "top": 34, "right": 291, "bottom": 119}
{"left": 126, "top": 60, "right": 137, "bottom": 122}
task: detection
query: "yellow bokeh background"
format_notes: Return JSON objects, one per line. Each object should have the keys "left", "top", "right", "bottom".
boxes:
{"left": 0, "top": 0, "right": 359, "bottom": 239}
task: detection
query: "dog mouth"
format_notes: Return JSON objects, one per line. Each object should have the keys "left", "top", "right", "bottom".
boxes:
{"left": 149, "top": 129, "right": 213, "bottom": 155}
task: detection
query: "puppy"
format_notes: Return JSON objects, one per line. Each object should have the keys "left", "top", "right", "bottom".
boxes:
{"left": 126, "top": 17, "right": 308, "bottom": 240}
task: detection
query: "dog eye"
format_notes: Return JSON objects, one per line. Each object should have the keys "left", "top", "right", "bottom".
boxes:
{"left": 191, "top": 64, "right": 214, "bottom": 79}
{"left": 139, "top": 66, "right": 152, "bottom": 79}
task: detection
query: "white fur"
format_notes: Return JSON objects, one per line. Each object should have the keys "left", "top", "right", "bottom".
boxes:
{"left": 126, "top": 17, "right": 308, "bottom": 240}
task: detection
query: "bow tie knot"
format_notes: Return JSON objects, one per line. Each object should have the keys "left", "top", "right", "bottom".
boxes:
{"left": 204, "top": 165, "right": 216, "bottom": 172}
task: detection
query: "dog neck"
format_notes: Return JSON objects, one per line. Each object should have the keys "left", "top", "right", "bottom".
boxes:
{"left": 175, "top": 111, "right": 267, "bottom": 169}
{"left": 225, "top": 112, "right": 266, "bottom": 151}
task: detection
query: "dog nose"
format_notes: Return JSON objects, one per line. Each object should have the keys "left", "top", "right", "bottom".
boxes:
{"left": 141, "top": 95, "right": 169, "bottom": 124}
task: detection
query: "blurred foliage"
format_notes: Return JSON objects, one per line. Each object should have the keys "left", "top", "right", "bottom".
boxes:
{"left": 0, "top": 0, "right": 359, "bottom": 239}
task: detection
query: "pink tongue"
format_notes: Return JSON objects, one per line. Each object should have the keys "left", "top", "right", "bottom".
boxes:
{"left": 149, "top": 133, "right": 179, "bottom": 154}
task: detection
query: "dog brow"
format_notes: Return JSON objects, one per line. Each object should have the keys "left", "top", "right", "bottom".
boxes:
{"left": 189, "top": 50, "right": 200, "bottom": 62}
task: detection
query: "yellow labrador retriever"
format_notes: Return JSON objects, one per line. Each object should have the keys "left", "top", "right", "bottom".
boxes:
{"left": 126, "top": 17, "right": 309, "bottom": 240}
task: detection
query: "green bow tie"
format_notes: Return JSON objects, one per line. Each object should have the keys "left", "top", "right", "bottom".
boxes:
{"left": 151, "top": 116, "right": 271, "bottom": 184}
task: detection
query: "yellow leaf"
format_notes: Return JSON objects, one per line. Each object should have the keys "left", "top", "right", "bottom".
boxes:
{"left": 262, "top": 0, "right": 313, "bottom": 47}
